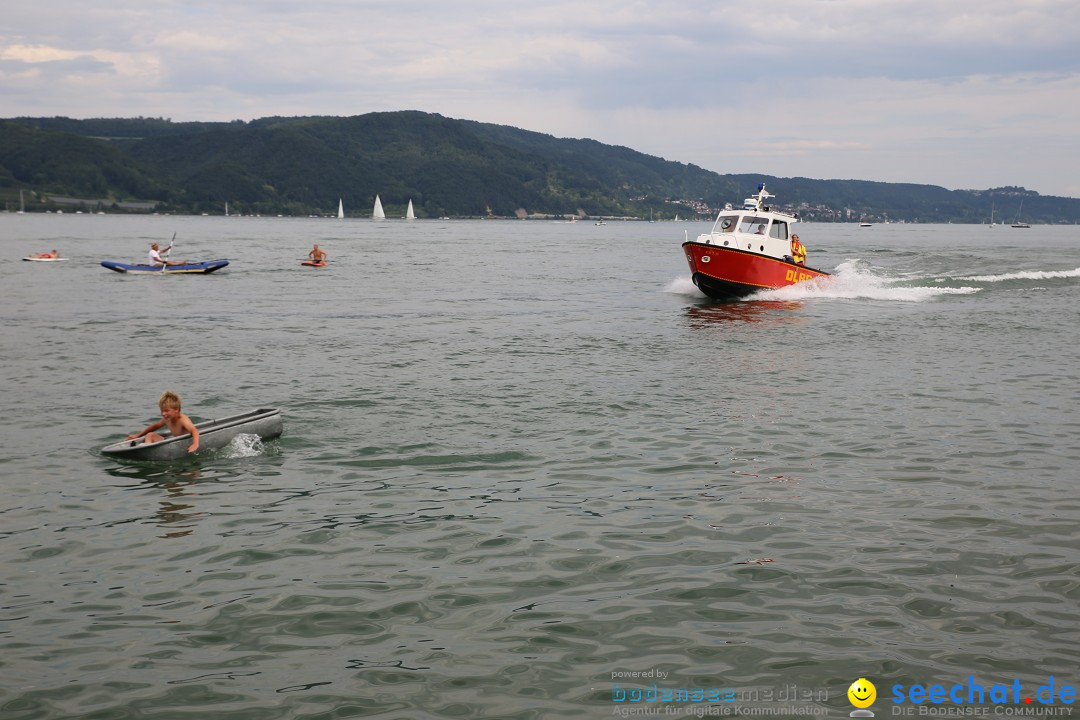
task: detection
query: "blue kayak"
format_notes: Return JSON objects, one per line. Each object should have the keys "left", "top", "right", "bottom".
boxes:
{"left": 100, "top": 259, "right": 229, "bottom": 274}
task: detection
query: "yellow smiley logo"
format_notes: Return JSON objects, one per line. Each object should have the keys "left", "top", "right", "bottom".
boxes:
{"left": 848, "top": 678, "right": 876, "bottom": 708}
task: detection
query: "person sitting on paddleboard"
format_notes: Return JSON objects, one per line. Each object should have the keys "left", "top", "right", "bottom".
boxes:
{"left": 35, "top": 249, "right": 60, "bottom": 259}
{"left": 308, "top": 244, "right": 328, "bottom": 265}
{"left": 790, "top": 234, "right": 807, "bottom": 265}
{"left": 126, "top": 390, "right": 200, "bottom": 453}
{"left": 149, "top": 242, "right": 183, "bottom": 268}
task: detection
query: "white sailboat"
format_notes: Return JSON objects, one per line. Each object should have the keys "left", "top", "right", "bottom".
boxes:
{"left": 1011, "top": 199, "right": 1030, "bottom": 228}
{"left": 337, "top": 198, "right": 344, "bottom": 219}
{"left": 17, "top": 189, "right": 25, "bottom": 214}
{"left": 372, "top": 194, "right": 385, "bottom": 220}
{"left": 405, "top": 199, "right": 416, "bottom": 220}
{"left": 989, "top": 200, "right": 995, "bottom": 227}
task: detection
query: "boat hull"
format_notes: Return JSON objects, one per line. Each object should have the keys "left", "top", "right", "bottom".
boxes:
{"left": 101, "top": 408, "right": 283, "bottom": 461}
{"left": 100, "top": 260, "right": 229, "bottom": 274}
{"left": 682, "top": 241, "right": 829, "bottom": 300}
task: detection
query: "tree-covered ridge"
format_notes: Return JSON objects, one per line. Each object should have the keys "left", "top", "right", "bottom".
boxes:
{"left": 0, "top": 121, "right": 165, "bottom": 200}
{"left": 2, "top": 113, "right": 1078, "bottom": 223}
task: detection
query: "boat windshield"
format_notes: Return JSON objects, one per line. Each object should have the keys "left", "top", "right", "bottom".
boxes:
{"left": 715, "top": 215, "right": 739, "bottom": 232}
{"left": 770, "top": 221, "right": 789, "bottom": 240}
{"left": 740, "top": 216, "right": 770, "bottom": 235}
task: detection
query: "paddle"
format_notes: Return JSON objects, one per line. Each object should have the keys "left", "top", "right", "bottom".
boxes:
{"left": 161, "top": 233, "right": 176, "bottom": 269}
{"left": 152, "top": 233, "right": 177, "bottom": 272}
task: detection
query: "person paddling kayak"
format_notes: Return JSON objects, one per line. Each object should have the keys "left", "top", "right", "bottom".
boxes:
{"left": 149, "top": 242, "right": 184, "bottom": 268}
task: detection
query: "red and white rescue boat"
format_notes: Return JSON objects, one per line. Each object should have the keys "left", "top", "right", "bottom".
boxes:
{"left": 682, "top": 184, "right": 829, "bottom": 300}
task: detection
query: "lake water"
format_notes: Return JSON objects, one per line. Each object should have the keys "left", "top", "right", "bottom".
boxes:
{"left": 2, "top": 214, "right": 1079, "bottom": 719}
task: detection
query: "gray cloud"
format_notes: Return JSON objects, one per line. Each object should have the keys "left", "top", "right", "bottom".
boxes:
{"left": 3, "top": 0, "right": 1079, "bottom": 195}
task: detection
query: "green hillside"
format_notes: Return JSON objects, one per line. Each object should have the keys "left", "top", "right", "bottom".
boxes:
{"left": 2, "top": 113, "right": 1078, "bottom": 223}
{"left": 0, "top": 121, "right": 165, "bottom": 205}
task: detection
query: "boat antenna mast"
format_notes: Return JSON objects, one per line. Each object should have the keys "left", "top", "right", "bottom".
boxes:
{"left": 744, "top": 183, "right": 774, "bottom": 211}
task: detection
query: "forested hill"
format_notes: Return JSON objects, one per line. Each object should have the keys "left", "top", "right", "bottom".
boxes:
{"left": 2, "top": 112, "right": 1078, "bottom": 223}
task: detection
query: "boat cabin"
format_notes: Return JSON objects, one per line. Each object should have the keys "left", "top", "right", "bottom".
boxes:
{"left": 712, "top": 213, "right": 793, "bottom": 240}
{"left": 693, "top": 185, "right": 798, "bottom": 261}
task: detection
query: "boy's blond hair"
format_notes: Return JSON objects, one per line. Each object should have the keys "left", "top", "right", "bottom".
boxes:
{"left": 158, "top": 391, "right": 182, "bottom": 410}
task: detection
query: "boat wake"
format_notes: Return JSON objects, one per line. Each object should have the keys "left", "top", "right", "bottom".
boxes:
{"left": 947, "top": 267, "right": 1080, "bottom": 283}
{"left": 667, "top": 260, "right": 981, "bottom": 303}
{"left": 753, "top": 260, "right": 981, "bottom": 302}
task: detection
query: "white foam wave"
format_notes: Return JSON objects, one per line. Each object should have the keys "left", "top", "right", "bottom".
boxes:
{"left": 951, "top": 267, "right": 1080, "bottom": 282}
{"left": 220, "top": 433, "right": 266, "bottom": 458}
{"left": 751, "top": 260, "right": 980, "bottom": 302}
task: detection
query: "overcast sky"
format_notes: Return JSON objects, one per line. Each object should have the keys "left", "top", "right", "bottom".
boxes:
{"left": 4, "top": 1, "right": 1079, "bottom": 198}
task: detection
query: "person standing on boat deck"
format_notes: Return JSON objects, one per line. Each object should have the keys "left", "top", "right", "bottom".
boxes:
{"left": 148, "top": 242, "right": 183, "bottom": 268}
{"left": 126, "top": 390, "right": 200, "bottom": 453}
{"left": 308, "top": 244, "right": 328, "bottom": 264}
{"left": 790, "top": 234, "right": 807, "bottom": 265}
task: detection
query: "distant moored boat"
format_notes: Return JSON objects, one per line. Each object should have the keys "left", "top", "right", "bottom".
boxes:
{"left": 1011, "top": 199, "right": 1030, "bottom": 228}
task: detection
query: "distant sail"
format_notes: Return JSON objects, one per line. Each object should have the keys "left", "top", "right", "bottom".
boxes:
{"left": 372, "top": 194, "right": 385, "bottom": 220}
{"left": 405, "top": 199, "right": 415, "bottom": 220}
{"left": 337, "top": 198, "right": 344, "bottom": 219}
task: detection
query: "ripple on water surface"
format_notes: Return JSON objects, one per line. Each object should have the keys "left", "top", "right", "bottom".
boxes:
{"left": 2, "top": 219, "right": 1080, "bottom": 718}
